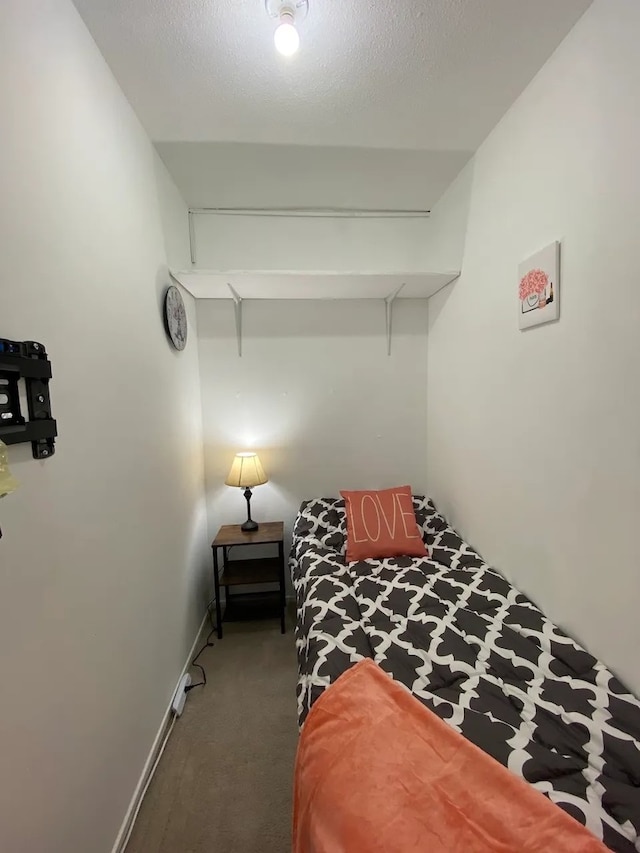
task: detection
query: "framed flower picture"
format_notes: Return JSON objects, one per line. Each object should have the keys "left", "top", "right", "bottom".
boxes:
{"left": 518, "top": 241, "right": 560, "bottom": 329}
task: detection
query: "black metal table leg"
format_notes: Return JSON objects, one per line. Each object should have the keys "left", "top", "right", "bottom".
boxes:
{"left": 213, "top": 544, "right": 223, "bottom": 639}
{"left": 223, "top": 545, "right": 230, "bottom": 620}
{"left": 278, "top": 540, "right": 286, "bottom": 634}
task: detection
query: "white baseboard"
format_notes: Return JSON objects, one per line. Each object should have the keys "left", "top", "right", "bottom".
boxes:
{"left": 110, "top": 610, "right": 210, "bottom": 853}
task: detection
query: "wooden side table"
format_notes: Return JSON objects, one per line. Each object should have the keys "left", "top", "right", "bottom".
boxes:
{"left": 211, "top": 521, "right": 285, "bottom": 639}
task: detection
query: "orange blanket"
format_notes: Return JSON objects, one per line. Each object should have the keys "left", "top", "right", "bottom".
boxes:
{"left": 293, "top": 659, "right": 609, "bottom": 853}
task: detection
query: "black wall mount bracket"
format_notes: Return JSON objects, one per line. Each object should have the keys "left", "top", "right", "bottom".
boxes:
{"left": 0, "top": 338, "right": 57, "bottom": 459}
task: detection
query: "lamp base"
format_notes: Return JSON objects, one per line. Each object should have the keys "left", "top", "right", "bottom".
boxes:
{"left": 241, "top": 487, "right": 259, "bottom": 532}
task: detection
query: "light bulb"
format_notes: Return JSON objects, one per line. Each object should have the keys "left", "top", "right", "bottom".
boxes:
{"left": 274, "top": 20, "right": 299, "bottom": 56}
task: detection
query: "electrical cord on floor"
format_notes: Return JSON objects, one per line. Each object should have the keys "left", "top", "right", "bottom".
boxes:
{"left": 185, "top": 600, "right": 217, "bottom": 692}
{"left": 118, "top": 602, "right": 219, "bottom": 850}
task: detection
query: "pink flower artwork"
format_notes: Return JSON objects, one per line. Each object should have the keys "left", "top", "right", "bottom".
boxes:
{"left": 518, "top": 242, "right": 559, "bottom": 329}
{"left": 519, "top": 268, "right": 549, "bottom": 302}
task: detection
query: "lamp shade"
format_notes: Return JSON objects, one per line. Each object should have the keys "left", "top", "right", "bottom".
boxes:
{"left": 0, "top": 441, "right": 18, "bottom": 498}
{"left": 225, "top": 452, "right": 268, "bottom": 489}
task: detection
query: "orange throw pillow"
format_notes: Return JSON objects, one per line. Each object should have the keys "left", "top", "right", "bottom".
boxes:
{"left": 340, "top": 486, "right": 427, "bottom": 563}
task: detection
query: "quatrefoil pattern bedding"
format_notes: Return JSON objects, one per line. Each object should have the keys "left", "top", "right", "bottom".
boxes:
{"left": 290, "top": 497, "right": 640, "bottom": 852}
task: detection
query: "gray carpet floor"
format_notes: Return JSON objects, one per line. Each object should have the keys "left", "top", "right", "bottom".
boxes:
{"left": 126, "top": 614, "right": 298, "bottom": 853}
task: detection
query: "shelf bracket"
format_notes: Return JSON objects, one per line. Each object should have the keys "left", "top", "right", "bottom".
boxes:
{"left": 228, "top": 283, "right": 243, "bottom": 356}
{"left": 384, "top": 283, "right": 405, "bottom": 356}
{"left": 188, "top": 211, "right": 197, "bottom": 265}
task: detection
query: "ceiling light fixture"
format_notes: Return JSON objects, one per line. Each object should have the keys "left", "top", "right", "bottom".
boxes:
{"left": 266, "top": 0, "right": 308, "bottom": 57}
{"left": 274, "top": 7, "right": 299, "bottom": 56}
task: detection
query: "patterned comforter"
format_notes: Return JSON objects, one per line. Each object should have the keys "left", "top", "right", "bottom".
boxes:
{"left": 291, "top": 497, "right": 640, "bottom": 853}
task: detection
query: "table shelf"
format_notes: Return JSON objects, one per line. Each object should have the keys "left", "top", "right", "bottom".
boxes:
{"left": 223, "top": 592, "right": 281, "bottom": 623}
{"left": 220, "top": 557, "right": 281, "bottom": 586}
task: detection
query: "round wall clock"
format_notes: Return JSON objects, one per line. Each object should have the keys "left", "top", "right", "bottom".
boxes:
{"left": 164, "top": 285, "right": 188, "bottom": 351}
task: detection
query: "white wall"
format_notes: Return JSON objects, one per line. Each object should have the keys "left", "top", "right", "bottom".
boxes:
{"left": 174, "top": 143, "right": 468, "bottom": 274}
{"left": 197, "top": 299, "right": 429, "bottom": 560}
{"left": 427, "top": 0, "right": 640, "bottom": 693}
{"left": 191, "top": 212, "right": 436, "bottom": 273}
{"left": 156, "top": 141, "right": 471, "bottom": 211}
{"left": 0, "top": 2, "right": 207, "bottom": 851}
{"left": 183, "top": 143, "right": 471, "bottom": 274}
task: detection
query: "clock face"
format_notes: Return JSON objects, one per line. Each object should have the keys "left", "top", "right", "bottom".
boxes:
{"left": 164, "top": 285, "right": 187, "bottom": 351}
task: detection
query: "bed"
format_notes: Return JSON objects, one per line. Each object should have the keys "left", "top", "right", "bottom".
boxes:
{"left": 290, "top": 496, "right": 640, "bottom": 853}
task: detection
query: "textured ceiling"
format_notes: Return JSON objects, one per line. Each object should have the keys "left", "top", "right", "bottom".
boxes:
{"left": 73, "top": 0, "right": 591, "bottom": 149}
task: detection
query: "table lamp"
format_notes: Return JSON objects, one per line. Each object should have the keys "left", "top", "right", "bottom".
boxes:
{"left": 225, "top": 452, "right": 268, "bottom": 532}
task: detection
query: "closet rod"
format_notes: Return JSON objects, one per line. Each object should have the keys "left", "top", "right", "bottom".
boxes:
{"left": 189, "top": 207, "right": 431, "bottom": 219}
